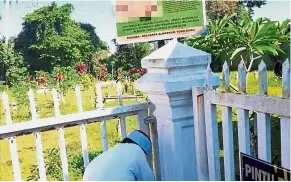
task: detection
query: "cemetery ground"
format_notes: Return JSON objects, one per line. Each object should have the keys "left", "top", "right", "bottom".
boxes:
{"left": 0, "top": 71, "right": 283, "bottom": 180}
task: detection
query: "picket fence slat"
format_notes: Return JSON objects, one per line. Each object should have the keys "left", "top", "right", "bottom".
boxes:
{"left": 52, "top": 89, "right": 61, "bottom": 118}
{"left": 117, "top": 81, "right": 123, "bottom": 106}
{"left": 96, "top": 82, "right": 104, "bottom": 109}
{"left": 28, "top": 89, "right": 38, "bottom": 121}
{"left": 80, "top": 124, "right": 89, "bottom": 168}
{"left": 34, "top": 132, "right": 47, "bottom": 181}
{"left": 9, "top": 137, "right": 22, "bottom": 181}
{"left": 257, "top": 61, "right": 271, "bottom": 162}
{"left": 75, "top": 86, "right": 89, "bottom": 168}
{"left": 96, "top": 83, "right": 108, "bottom": 152}
{"left": 192, "top": 87, "right": 209, "bottom": 181}
{"left": 2, "top": 92, "right": 12, "bottom": 124}
{"left": 237, "top": 61, "right": 251, "bottom": 156}
{"left": 148, "top": 105, "right": 161, "bottom": 181}
{"left": 119, "top": 116, "right": 127, "bottom": 139}
{"left": 205, "top": 65, "right": 221, "bottom": 181}
{"left": 1, "top": 93, "right": 22, "bottom": 180}
{"left": 52, "top": 89, "right": 69, "bottom": 180}
{"left": 28, "top": 89, "right": 47, "bottom": 180}
{"left": 137, "top": 110, "right": 151, "bottom": 167}
{"left": 221, "top": 62, "right": 235, "bottom": 181}
{"left": 101, "top": 121, "right": 108, "bottom": 152}
{"left": 117, "top": 81, "right": 127, "bottom": 139}
{"left": 281, "top": 59, "right": 290, "bottom": 169}
{"left": 57, "top": 128, "right": 69, "bottom": 181}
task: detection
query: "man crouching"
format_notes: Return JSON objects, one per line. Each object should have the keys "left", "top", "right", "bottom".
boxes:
{"left": 83, "top": 129, "right": 155, "bottom": 181}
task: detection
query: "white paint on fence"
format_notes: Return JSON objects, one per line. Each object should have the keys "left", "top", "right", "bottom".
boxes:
{"left": 237, "top": 61, "right": 251, "bottom": 156}
{"left": 75, "top": 85, "right": 83, "bottom": 112}
{"left": 2, "top": 92, "right": 12, "bottom": 125}
{"left": 28, "top": 89, "right": 47, "bottom": 180}
{"left": 117, "top": 81, "right": 123, "bottom": 106}
{"left": 52, "top": 89, "right": 69, "bottom": 180}
{"left": 117, "top": 81, "right": 127, "bottom": 139}
{"left": 1, "top": 93, "right": 22, "bottom": 180}
{"left": 281, "top": 59, "right": 290, "bottom": 169}
{"left": 1, "top": 102, "right": 150, "bottom": 138}
{"left": 96, "top": 83, "right": 109, "bottom": 152}
{"left": 34, "top": 132, "right": 47, "bottom": 181}
{"left": 52, "top": 89, "right": 61, "bottom": 118}
{"left": 148, "top": 105, "right": 161, "bottom": 181}
{"left": 57, "top": 128, "right": 70, "bottom": 181}
{"left": 137, "top": 110, "right": 151, "bottom": 166}
{"left": 205, "top": 66, "right": 221, "bottom": 181}
{"left": 101, "top": 121, "right": 108, "bottom": 152}
{"left": 75, "top": 85, "right": 89, "bottom": 168}
{"left": 80, "top": 123, "right": 89, "bottom": 168}
{"left": 28, "top": 89, "right": 38, "bottom": 121}
{"left": 221, "top": 62, "right": 235, "bottom": 180}
{"left": 257, "top": 61, "right": 271, "bottom": 162}
{"left": 8, "top": 137, "right": 22, "bottom": 181}
{"left": 192, "top": 87, "right": 209, "bottom": 181}
{"left": 96, "top": 82, "right": 104, "bottom": 109}
{"left": 119, "top": 116, "right": 127, "bottom": 139}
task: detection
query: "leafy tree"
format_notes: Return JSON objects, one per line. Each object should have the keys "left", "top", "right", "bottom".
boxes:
{"left": 114, "top": 42, "right": 151, "bottom": 72}
{"left": 79, "top": 23, "right": 107, "bottom": 51}
{"left": 229, "top": 16, "right": 284, "bottom": 72}
{"left": 239, "top": 0, "right": 266, "bottom": 15}
{"left": 187, "top": 15, "right": 236, "bottom": 71}
{"left": 206, "top": 1, "right": 240, "bottom": 20}
{"left": 91, "top": 50, "right": 110, "bottom": 80}
{"left": 187, "top": 14, "right": 287, "bottom": 73}
{"left": 14, "top": 2, "right": 93, "bottom": 72}
{"left": 0, "top": 43, "right": 27, "bottom": 86}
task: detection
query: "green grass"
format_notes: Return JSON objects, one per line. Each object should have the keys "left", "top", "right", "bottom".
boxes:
{"left": 0, "top": 83, "right": 145, "bottom": 180}
{"left": 0, "top": 71, "right": 283, "bottom": 180}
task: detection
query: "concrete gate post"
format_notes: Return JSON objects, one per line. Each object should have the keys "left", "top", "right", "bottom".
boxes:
{"left": 136, "top": 40, "right": 220, "bottom": 180}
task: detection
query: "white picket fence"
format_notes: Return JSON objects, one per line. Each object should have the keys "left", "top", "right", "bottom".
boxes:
{"left": 0, "top": 82, "right": 161, "bottom": 181}
{"left": 193, "top": 59, "right": 290, "bottom": 180}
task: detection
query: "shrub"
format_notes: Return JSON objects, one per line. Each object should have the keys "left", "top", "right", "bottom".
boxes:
{"left": 75, "top": 62, "right": 88, "bottom": 75}
{"left": 105, "top": 73, "right": 113, "bottom": 81}
{"left": 80, "top": 74, "right": 92, "bottom": 89}
{"left": 93, "top": 63, "right": 108, "bottom": 81}
{"left": 128, "top": 67, "right": 147, "bottom": 80}
{"left": 27, "top": 148, "right": 102, "bottom": 181}
{"left": 50, "top": 66, "right": 80, "bottom": 96}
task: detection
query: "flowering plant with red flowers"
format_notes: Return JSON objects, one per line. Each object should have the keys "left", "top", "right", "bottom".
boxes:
{"left": 128, "top": 67, "right": 147, "bottom": 80}
{"left": 75, "top": 62, "right": 87, "bottom": 75}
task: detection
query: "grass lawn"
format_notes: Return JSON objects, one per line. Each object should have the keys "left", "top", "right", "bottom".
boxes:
{"left": 0, "top": 71, "right": 283, "bottom": 180}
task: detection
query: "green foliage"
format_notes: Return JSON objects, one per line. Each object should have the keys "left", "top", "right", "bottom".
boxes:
{"left": 9, "top": 84, "right": 30, "bottom": 106}
{"left": 80, "top": 74, "right": 92, "bottom": 89}
{"left": 0, "top": 44, "right": 28, "bottom": 86}
{"left": 27, "top": 148, "right": 102, "bottom": 181}
{"left": 186, "top": 14, "right": 290, "bottom": 72}
{"left": 50, "top": 66, "right": 80, "bottom": 94}
{"left": 112, "top": 42, "right": 151, "bottom": 75}
{"left": 105, "top": 73, "right": 113, "bottom": 81}
{"left": 14, "top": 2, "right": 102, "bottom": 72}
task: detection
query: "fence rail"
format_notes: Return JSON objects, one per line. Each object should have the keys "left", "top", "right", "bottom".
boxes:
{"left": 193, "top": 59, "right": 290, "bottom": 181}
{"left": 0, "top": 82, "right": 161, "bottom": 181}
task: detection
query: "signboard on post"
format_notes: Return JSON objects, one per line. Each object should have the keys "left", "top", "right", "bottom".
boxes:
{"left": 115, "top": 0, "right": 207, "bottom": 44}
{"left": 240, "top": 153, "right": 290, "bottom": 181}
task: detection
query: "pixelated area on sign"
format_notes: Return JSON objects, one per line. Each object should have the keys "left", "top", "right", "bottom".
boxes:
{"left": 116, "top": 0, "right": 163, "bottom": 23}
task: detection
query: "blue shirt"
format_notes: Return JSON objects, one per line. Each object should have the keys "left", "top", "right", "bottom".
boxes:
{"left": 83, "top": 143, "right": 155, "bottom": 181}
